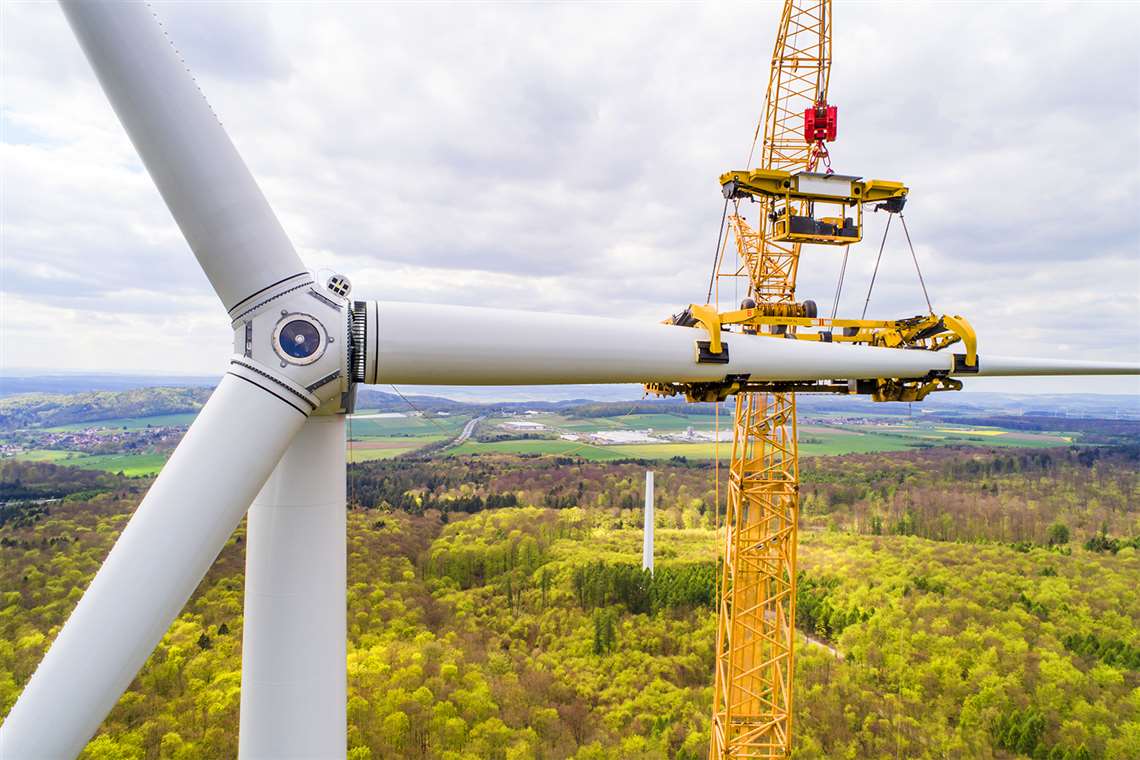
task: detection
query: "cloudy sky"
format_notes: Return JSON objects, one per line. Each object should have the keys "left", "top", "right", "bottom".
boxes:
{"left": 2, "top": 1, "right": 1138, "bottom": 396}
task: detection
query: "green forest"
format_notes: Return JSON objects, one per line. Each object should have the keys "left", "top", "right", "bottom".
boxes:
{"left": 0, "top": 443, "right": 1138, "bottom": 759}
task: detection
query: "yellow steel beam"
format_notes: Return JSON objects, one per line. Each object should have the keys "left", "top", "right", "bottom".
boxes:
{"left": 719, "top": 168, "right": 908, "bottom": 206}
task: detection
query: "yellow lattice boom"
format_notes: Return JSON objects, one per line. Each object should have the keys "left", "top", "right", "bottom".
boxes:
{"left": 709, "top": 1, "right": 831, "bottom": 757}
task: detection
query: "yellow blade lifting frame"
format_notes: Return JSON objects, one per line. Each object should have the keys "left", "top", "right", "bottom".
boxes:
{"left": 720, "top": 168, "right": 908, "bottom": 246}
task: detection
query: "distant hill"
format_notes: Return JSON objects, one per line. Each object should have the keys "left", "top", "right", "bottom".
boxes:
{"left": 0, "top": 371, "right": 1136, "bottom": 430}
{"left": 0, "top": 387, "right": 212, "bottom": 431}
{"left": 0, "top": 373, "right": 216, "bottom": 397}
{"left": 354, "top": 387, "right": 633, "bottom": 415}
{"left": 363, "top": 387, "right": 1140, "bottom": 420}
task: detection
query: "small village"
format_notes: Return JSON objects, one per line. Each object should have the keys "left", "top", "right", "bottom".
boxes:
{"left": 0, "top": 425, "right": 186, "bottom": 458}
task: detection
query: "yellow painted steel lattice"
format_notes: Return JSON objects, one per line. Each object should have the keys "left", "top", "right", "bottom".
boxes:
{"left": 709, "top": 1, "right": 831, "bottom": 757}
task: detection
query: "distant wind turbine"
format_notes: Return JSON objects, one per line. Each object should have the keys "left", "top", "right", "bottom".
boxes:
{"left": 643, "top": 471, "right": 655, "bottom": 573}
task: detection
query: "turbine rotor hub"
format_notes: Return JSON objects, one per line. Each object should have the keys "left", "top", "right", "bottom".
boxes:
{"left": 230, "top": 273, "right": 355, "bottom": 416}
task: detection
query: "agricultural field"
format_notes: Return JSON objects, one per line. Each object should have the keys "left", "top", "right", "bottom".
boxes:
{"left": 2, "top": 449, "right": 169, "bottom": 477}
{"left": 453, "top": 411, "right": 1076, "bottom": 461}
{"left": 450, "top": 439, "right": 625, "bottom": 460}
{"left": 0, "top": 388, "right": 1117, "bottom": 478}
{"left": 64, "top": 452, "right": 171, "bottom": 477}
{"left": 348, "top": 411, "right": 470, "bottom": 438}
{"left": 346, "top": 411, "right": 471, "bottom": 461}
{"left": 3, "top": 449, "right": 78, "bottom": 464}
{"left": 349, "top": 437, "right": 450, "bottom": 462}
{"left": 0, "top": 411, "right": 1080, "bottom": 472}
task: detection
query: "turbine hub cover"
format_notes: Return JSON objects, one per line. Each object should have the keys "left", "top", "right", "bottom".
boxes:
{"left": 227, "top": 272, "right": 355, "bottom": 416}
{"left": 272, "top": 313, "right": 327, "bottom": 365}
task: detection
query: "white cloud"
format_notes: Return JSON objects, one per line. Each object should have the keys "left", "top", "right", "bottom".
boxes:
{"left": 1, "top": 1, "right": 1137, "bottom": 395}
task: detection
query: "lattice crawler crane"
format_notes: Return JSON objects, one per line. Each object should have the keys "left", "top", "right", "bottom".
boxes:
{"left": 646, "top": 1, "right": 976, "bottom": 756}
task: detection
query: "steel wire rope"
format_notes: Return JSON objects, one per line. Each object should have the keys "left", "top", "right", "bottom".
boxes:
{"left": 345, "top": 384, "right": 457, "bottom": 510}
{"left": 713, "top": 270, "right": 723, "bottom": 598}
{"left": 900, "top": 214, "right": 934, "bottom": 314}
{"left": 387, "top": 384, "right": 458, "bottom": 462}
{"left": 860, "top": 213, "right": 893, "bottom": 320}
{"left": 705, "top": 198, "right": 731, "bottom": 305}
{"left": 828, "top": 244, "right": 851, "bottom": 323}
{"left": 388, "top": 385, "right": 452, "bottom": 433}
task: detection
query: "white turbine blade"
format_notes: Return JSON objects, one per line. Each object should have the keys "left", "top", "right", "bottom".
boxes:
{"left": 968, "top": 356, "right": 1140, "bottom": 377}
{"left": 364, "top": 302, "right": 1138, "bottom": 385}
{"left": 369, "top": 301, "right": 955, "bottom": 384}
{"left": 60, "top": 1, "right": 309, "bottom": 314}
{"left": 0, "top": 374, "right": 307, "bottom": 759}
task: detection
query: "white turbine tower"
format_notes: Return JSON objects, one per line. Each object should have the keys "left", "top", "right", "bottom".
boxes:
{"left": 0, "top": 4, "right": 1136, "bottom": 759}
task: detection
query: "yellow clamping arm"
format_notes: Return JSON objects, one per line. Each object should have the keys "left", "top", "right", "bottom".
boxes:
{"left": 872, "top": 313, "right": 977, "bottom": 368}
{"left": 663, "top": 304, "right": 727, "bottom": 364}
{"left": 860, "top": 179, "right": 910, "bottom": 205}
{"left": 943, "top": 315, "right": 977, "bottom": 368}
{"left": 687, "top": 304, "right": 724, "bottom": 356}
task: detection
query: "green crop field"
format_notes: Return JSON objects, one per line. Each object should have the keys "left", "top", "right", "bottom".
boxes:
{"left": 4, "top": 449, "right": 79, "bottom": 463}
{"left": 448, "top": 439, "right": 625, "bottom": 460}
{"left": 837, "top": 425, "right": 1069, "bottom": 448}
{"left": 922, "top": 426, "right": 1071, "bottom": 447}
{"left": 347, "top": 414, "right": 468, "bottom": 437}
{"left": 605, "top": 442, "right": 723, "bottom": 460}
{"left": 348, "top": 435, "right": 449, "bottom": 461}
{"left": 66, "top": 452, "right": 170, "bottom": 477}
{"left": 605, "top": 413, "right": 710, "bottom": 431}
{"left": 348, "top": 447, "right": 421, "bottom": 462}
{"left": 799, "top": 430, "right": 917, "bottom": 456}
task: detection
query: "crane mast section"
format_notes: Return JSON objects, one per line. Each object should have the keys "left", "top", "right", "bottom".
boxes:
{"left": 759, "top": 4, "right": 832, "bottom": 174}
{"left": 709, "top": 1, "right": 832, "bottom": 757}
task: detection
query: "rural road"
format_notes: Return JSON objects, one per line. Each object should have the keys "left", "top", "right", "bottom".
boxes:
{"left": 762, "top": 609, "right": 842, "bottom": 658}
{"left": 451, "top": 415, "right": 484, "bottom": 446}
{"left": 801, "top": 631, "right": 842, "bottom": 658}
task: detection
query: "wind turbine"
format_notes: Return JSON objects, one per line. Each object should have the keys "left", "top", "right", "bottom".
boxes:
{"left": 0, "top": 4, "right": 1135, "bottom": 759}
{"left": 643, "top": 471, "right": 655, "bottom": 573}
